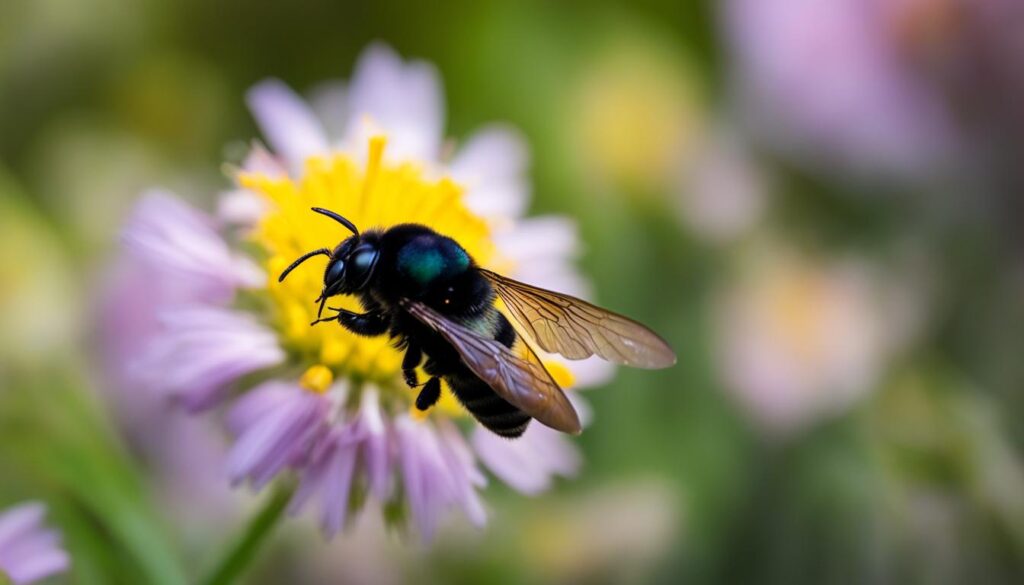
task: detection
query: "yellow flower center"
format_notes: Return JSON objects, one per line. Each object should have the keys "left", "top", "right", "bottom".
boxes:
{"left": 239, "top": 136, "right": 497, "bottom": 413}
{"left": 299, "top": 365, "right": 334, "bottom": 394}
{"left": 768, "top": 271, "right": 830, "bottom": 367}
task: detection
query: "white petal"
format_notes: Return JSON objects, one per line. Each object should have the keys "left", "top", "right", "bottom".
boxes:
{"left": 217, "top": 189, "right": 269, "bottom": 226}
{"left": 344, "top": 42, "right": 444, "bottom": 162}
{"left": 452, "top": 125, "right": 531, "bottom": 220}
{"left": 495, "top": 216, "right": 582, "bottom": 269}
{"left": 473, "top": 424, "right": 581, "bottom": 496}
{"left": 241, "top": 142, "right": 288, "bottom": 177}
{"left": 247, "top": 79, "right": 330, "bottom": 168}
{"left": 308, "top": 80, "right": 349, "bottom": 143}
{"left": 559, "top": 355, "right": 616, "bottom": 390}
{"left": 495, "top": 216, "right": 592, "bottom": 298}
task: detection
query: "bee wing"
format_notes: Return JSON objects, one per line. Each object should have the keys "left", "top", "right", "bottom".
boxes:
{"left": 481, "top": 269, "right": 677, "bottom": 369}
{"left": 402, "top": 300, "right": 582, "bottom": 435}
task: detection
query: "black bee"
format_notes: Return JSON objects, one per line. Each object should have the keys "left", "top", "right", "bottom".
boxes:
{"left": 279, "top": 207, "right": 676, "bottom": 438}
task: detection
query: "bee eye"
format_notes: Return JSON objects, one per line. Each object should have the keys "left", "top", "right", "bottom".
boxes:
{"left": 326, "top": 259, "right": 345, "bottom": 283}
{"left": 345, "top": 246, "right": 379, "bottom": 290}
{"left": 353, "top": 249, "right": 377, "bottom": 271}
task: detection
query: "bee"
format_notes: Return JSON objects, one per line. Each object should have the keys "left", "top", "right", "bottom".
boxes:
{"left": 279, "top": 207, "right": 676, "bottom": 438}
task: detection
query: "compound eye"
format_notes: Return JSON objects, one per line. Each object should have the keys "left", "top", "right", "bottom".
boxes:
{"left": 325, "top": 259, "right": 345, "bottom": 284}
{"left": 353, "top": 248, "right": 378, "bottom": 272}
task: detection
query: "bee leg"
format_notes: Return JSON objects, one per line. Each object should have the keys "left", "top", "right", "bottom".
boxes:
{"left": 326, "top": 308, "right": 390, "bottom": 336}
{"left": 402, "top": 343, "right": 422, "bottom": 388}
{"left": 415, "top": 377, "right": 442, "bottom": 412}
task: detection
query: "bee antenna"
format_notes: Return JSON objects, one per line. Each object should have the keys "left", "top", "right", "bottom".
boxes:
{"left": 311, "top": 207, "right": 359, "bottom": 236}
{"left": 278, "top": 248, "right": 331, "bottom": 282}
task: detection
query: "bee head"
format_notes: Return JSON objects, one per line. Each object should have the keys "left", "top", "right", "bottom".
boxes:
{"left": 323, "top": 235, "right": 380, "bottom": 297}
{"left": 277, "top": 208, "right": 380, "bottom": 319}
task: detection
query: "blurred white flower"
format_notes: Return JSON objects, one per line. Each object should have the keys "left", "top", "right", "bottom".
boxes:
{"left": 713, "top": 249, "right": 918, "bottom": 436}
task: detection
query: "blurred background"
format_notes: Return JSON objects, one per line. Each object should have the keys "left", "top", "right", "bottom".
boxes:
{"left": 1, "top": 0, "right": 1023, "bottom": 583}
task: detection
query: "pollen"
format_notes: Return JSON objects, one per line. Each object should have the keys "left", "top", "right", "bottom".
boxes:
{"left": 300, "top": 365, "right": 334, "bottom": 394}
{"left": 239, "top": 135, "right": 495, "bottom": 392}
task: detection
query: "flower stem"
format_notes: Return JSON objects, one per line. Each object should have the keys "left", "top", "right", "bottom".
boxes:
{"left": 201, "top": 483, "right": 294, "bottom": 585}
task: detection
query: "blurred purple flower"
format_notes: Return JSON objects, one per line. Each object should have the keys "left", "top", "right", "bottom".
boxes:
{"left": 723, "top": 0, "right": 959, "bottom": 180}
{"left": 107, "top": 43, "right": 615, "bottom": 541}
{"left": 0, "top": 502, "right": 69, "bottom": 585}
{"left": 99, "top": 193, "right": 267, "bottom": 526}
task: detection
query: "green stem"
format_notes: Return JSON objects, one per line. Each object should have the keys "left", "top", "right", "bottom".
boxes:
{"left": 201, "top": 484, "right": 294, "bottom": 585}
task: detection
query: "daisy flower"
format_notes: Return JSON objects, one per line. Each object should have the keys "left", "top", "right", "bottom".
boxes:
{"left": 114, "top": 43, "right": 613, "bottom": 540}
{"left": 0, "top": 502, "right": 69, "bottom": 585}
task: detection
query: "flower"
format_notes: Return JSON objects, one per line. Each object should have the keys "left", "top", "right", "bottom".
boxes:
{"left": 472, "top": 422, "right": 581, "bottom": 496}
{"left": 112, "top": 43, "right": 613, "bottom": 539}
{"left": 713, "top": 248, "right": 918, "bottom": 436}
{"left": 0, "top": 502, "right": 69, "bottom": 585}
{"left": 722, "top": 0, "right": 959, "bottom": 180}
{"left": 120, "top": 190, "right": 263, "bottom": 305}
{"left": 99, "top": 191, "right": 264, "bottom": 527}
{"left": 99, "top": 266, "right": 241, "bottom": 526}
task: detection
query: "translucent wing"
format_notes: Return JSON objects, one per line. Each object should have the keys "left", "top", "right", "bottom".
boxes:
{"left": 481, "top": 269, "right": 677, "bottom": 369}
{"left": 402, "top": 300, "right": 581, "bottom": 434}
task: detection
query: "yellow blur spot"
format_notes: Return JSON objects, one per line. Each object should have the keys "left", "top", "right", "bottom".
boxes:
{"left": 572, "top": 38, "right": 705, "bottom": 193}
{"left": 300, "top": 364, "right": 334, "bottom": 394}
{"left": 769, "top": 273, "right": 830, "bottom": 366}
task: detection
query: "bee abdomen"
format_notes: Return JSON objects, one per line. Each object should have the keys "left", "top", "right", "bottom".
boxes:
{"left": 449, "top": 377, "right": 530, "bottom": 438}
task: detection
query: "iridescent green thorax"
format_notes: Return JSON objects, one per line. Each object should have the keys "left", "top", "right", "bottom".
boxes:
{"left": 397, "top": 235, "right": 470, "bottom": 286}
